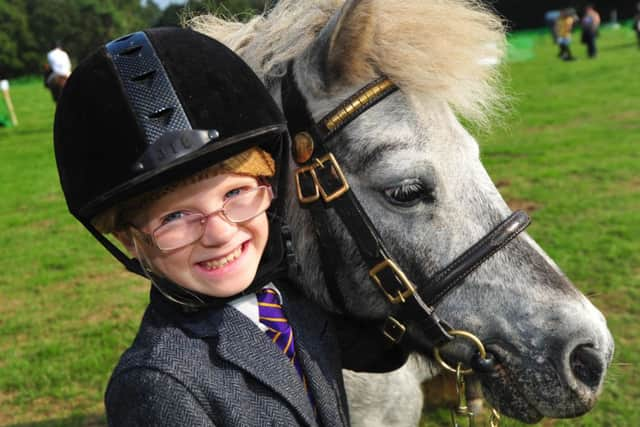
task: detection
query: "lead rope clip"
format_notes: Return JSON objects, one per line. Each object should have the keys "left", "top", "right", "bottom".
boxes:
{"left": 450, "top": 363, "right": 475, "bottom": 427}
{"left": 489, "top": 408, "right": 501, "bottom": 427}
{"left": 434, "top": 330, "right": 501, "bottom": 427}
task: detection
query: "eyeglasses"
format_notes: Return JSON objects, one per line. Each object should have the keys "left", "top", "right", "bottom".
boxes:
{"left": 133, "top": 185, "right": 273, "bottom": 252}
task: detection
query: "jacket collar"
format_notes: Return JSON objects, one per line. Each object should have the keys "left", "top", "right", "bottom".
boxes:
{"left": 149, "top": 283, "right": 346, "bottom": 426}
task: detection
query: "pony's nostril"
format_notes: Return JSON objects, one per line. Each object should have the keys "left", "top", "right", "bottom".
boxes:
{"left": 570, "top": 344, "right": 604, "bottom": 389}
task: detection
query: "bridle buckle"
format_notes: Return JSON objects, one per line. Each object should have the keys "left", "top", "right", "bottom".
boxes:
{"left": 294, "top": 165, "right": 321, "bottom": 203}
{"left": 294, "top": 153, "right": 350, "bottom": 204}
{"left": 382, "top": 316, "right": 407, "bottom": 343}
{"left": 369, "top": 258, "right": 416, "bottom": 304}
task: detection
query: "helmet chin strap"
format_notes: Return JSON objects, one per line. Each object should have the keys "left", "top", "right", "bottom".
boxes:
{"left": 132, "top": 236, "right": 206, "bottom": 309}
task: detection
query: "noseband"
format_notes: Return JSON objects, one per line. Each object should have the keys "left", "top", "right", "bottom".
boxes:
{"left": 281, "top": 65, "right": 530, "bottom": 353}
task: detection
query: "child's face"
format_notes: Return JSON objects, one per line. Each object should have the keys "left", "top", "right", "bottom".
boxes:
{"left": 129, "top": 174, "right": 270, "bottom": 298}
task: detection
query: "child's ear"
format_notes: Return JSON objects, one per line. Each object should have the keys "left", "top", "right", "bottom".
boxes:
{"left": 114, "top": 230, "right": 138, "bottom": 258}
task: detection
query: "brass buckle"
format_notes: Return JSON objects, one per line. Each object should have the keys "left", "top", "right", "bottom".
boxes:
{"left": 294, "top": 153, "right": 350, "bottom": 204}
{"left": 294, "top": 165, "right": 320, "bottom": 203}
{"left": 313, "top": 153, "right": 350, "bottom": 202}
{"left": 369, "top": 258, "right": 416, "bottom": 304}
{"left": 382, "top": 316, "right": 406, "bottom": 343}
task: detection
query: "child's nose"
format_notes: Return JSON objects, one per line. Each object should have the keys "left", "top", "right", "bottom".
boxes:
{"left": 199, "top": 213, "right": 237, "bottom": 246}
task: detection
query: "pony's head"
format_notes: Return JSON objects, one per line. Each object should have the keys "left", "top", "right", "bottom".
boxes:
{"left": 191, "top": 0, "right": 614, "bottom": 422}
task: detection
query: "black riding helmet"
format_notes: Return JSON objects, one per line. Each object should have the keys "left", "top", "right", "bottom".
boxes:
{"left": 54, "top": 27, "right": 290, "bottom": 307}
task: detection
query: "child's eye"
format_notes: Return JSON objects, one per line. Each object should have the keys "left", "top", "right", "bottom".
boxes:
{"left": 224, "top": 187, "right": 247, "bottom": 199}
{"left": 160, "top": 211, "right": 189, "bottom": 225}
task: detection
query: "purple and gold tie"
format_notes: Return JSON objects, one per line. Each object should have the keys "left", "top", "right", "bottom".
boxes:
{"left": 257, "top": 288, "right": 315, "bottom": 409}
{"left": 257, "top": 288, "right": 305, "bottom": 379}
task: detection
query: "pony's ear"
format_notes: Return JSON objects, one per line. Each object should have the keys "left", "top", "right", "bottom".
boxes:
{"left": 304, "top": 0, "right": 377, "bottom": 90}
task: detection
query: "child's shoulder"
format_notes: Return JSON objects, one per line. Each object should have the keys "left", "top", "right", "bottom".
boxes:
{"left": 113, "top": 304, "right": 214, "bottom": 376}
{"left": 105, "top": 327, "right": 217, "bottom": 427}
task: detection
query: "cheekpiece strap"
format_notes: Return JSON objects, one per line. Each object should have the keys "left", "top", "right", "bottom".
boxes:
{"left": 281, "top": 65, "right": 454, "bottom": 347}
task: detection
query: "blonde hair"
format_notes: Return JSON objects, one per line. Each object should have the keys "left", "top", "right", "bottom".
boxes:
{"left": 93, "top": 147, "right": 275, "bottom": 233}
{"left": 189, "top": 0, "right": 506, "bottom": 126}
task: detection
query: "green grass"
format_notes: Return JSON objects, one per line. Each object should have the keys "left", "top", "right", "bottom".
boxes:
{"left": 1, "top": 26, "right": 639, "bottom": 426}
{"left": 0, "top": 79, "right": 148, "bottom": 426}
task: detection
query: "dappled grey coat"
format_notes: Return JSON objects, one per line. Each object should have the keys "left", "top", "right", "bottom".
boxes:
{"left": 105, "top": 284, "right": 351, "bottom": 426}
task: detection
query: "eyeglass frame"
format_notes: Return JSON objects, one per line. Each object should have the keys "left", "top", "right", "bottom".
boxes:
{"left": 129, "top": 185, "right": 274, "bottom": 252}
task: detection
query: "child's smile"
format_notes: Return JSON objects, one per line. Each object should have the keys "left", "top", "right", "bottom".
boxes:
{"left": 192, "top": 237, "right": 256, "bottom": 287}
{"left": 132, "top": 173, "right": 270, "bottom": 297}
{"left": 198, "top": 243, "right": 243, "bottom": 271}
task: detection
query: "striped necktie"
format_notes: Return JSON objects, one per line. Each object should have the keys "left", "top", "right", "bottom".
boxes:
{"left": 257, "top": 288, "right": 316, "bottom": 412}
{"left": 257, "top": 288, "right": 305, "bottom": 380}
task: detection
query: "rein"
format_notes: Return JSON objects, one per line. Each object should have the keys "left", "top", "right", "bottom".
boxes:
{"left": 280, "top": 65, "right": 530, "bottom": 354}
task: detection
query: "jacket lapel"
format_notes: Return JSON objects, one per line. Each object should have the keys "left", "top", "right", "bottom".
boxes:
{"left": 173, "top": 285, "right": 347, "bottom": 427}
{"left": 214, "top": 306, "right": 318, "bottom": 426}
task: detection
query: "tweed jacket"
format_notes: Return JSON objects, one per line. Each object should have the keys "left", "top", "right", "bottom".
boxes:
{"left": 105, "top": 283, "right": 350, "bottom": 426}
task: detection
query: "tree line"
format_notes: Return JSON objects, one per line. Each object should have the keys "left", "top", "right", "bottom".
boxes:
{"left": 0, "top": 0, "right": 269, "bottom": 79}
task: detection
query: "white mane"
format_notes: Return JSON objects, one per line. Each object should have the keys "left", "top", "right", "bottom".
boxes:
{"left": 189, "top": 0, "right": 507, "bottom": 124}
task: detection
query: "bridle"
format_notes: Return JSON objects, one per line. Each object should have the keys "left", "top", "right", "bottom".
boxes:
{"left": 280, "top": 65, "right": 530, "bottom": 356}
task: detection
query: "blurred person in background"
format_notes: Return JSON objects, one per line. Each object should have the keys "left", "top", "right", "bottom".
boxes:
{"left": 580, "top": 4, "right": 601, "bottom": 58}
{"left": 555, "top": 8, "right": 577, "bottom": 61}
{"left": 44, "top": 42, "right": 71, "bottom": 103}
{"left": 634, "top": 3, "right": 640, "bottom": 48}
{"left": 545, "top": 10, "right": 561, "bottom": 43}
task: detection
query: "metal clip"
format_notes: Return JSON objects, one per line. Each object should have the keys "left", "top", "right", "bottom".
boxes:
{"left": 450, "top": 363, "right": 475, "bottom": 427}
{"left": 434, "top": 330, "right": 502, "bottom": 427}
{"left": 489, "top": 408, "right": 501, "bottom": 427}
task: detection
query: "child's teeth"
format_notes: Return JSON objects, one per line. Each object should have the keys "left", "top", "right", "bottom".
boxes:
{"left": 203, "top": 247, "right": 242, "bottom": 270}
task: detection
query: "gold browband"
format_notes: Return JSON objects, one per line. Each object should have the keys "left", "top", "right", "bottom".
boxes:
{"left": 323, "top": 78, "right": 396, "bottom": 132}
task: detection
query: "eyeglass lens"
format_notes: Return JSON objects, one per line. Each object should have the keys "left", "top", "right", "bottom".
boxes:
{"left": 153, "top": 186, "right": 272, "bottom": 251}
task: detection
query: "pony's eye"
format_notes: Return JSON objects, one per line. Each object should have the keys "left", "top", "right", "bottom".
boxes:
{"left": 383, "top": 179, "right": 434, "bottom": 207}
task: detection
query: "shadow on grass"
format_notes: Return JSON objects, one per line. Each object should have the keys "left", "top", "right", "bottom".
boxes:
{"left": 603, "top": 42, "right": 638, "bottom": 51}
{"left": 5, "top": 414, "right": 106, "bottom": 427}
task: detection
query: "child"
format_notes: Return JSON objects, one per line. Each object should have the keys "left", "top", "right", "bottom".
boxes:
{"left": 54, "top": 28, "right": 352, "bottom": 426}
{"left": 555, "top": 8, "right": 576, "bottom": 61}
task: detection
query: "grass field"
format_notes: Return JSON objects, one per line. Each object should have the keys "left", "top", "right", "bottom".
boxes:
{"left": 1, "top": 25, "right": 639, "bottom": 426}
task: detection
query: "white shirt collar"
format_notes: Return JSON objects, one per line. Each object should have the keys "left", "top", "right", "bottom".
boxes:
{"left": 227, "top": 283, "right": 282, "bottom": 332}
